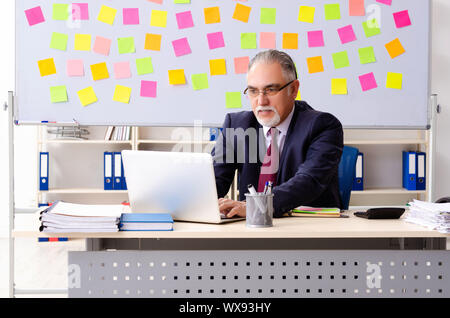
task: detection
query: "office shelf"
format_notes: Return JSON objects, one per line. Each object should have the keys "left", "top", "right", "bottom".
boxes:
{"left": 351, "top": 188, "right": 427, "bottom": 195}
{"left": 39, "top": 188, "right": 128, "bottom": 194}
{"left": 40, "top": 140, "right": 132, "bottom": 145}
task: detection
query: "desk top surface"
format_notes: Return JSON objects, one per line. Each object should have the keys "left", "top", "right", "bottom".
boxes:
{"left": 12, "top": 211, "right": 450, "bottom": 239}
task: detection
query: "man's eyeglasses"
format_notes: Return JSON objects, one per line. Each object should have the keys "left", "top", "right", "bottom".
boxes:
{"left": 243, "top": 80, "right": 295, "bottom": 98}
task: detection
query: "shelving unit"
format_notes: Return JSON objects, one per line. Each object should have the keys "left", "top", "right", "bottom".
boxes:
{"left": 36, "top": 126, "right": 431, "bottom": 208}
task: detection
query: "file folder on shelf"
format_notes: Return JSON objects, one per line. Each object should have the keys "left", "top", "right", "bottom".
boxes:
{"left": 352, "top": 152, "right": 364, "bottom": 191}
{"left": 121, "top": 153, "right": 127, "bottom": 190}
{"left": 104, "top": 152, "right": 113, "bottom": 190}
{"left": 416, "top": 152, "right": 426, "bottom": 191}
{"left": 39, "top": 152, "right": 49, "bottom": 191}
{"left": 402, "top": 151, "right": 417, "bottom": 190}
{"left": 114, "top": 152, "right": 123, "bottom": 190}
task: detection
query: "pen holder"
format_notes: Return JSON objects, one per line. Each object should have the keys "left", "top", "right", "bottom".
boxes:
{"left": 245, "top": 193, "right": 274, "bottom": 228}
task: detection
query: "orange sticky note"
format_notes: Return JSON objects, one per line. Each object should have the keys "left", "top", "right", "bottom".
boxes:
{"left": 385, "top": 38, "right": 405, "bottom": 59}
{"left": 204, "top": 6, "right": 220, "bottom": 24}
{"left": 209, "top": 58, "right": 227, "bottom": 76}
{"left": 307, "top": 56, "right": 324, "bottom": 74}
{"left": 145, "top": 33, "right": 162, "bottom": 51}
{"left": 90, "top": 62, "right": 109, "bottom": 81}
{"left": 168, "top": 69, "right": 186, "bottom": 85}
{"left": 282, "top": 33, "right": 298, "bottom": 50}
{"left": 37, "top": 58, "right": 56, "bottom": 77}
{"left": 232, "top": 3, "right": 251, "bottom": 23}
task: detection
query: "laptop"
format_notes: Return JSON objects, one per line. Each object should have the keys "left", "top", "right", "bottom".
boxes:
{"left": 121, "top": 150, "right": 245, "bottom": 224}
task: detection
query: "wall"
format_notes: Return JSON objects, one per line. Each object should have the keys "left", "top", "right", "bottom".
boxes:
{"left": 0, "top": 0, "right": 450, "bottom": 223}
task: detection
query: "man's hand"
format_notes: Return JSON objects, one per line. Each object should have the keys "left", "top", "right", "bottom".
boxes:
{"left": 218, "top": 198, "right": 246, "bottom": 218}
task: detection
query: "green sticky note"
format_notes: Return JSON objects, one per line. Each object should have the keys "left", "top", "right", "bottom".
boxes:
{"left": 191, "top": 73, "right": 209, "bottom": 90}
{"left": 225, "top": 92, "right": 242, "bottom": 108}
{"left": 363, "top": 19, "right": 381, "bottom": 37}
{"left": 260, "top": 8, "right": 276, "bottom": 24}
{"left": 50, "top": 32, "right": 68, "bottom": 51}
{"left": 241, "top": 33, "right": 257, "bottom": 49}
{"left": 136, "top": 57, "right": 153, "bottom": 75}
{"left": 50, "top": 85, "right": 68, "bottom": 103}
{"left": 324, "top": 4, "right": 341, "bottom": 20}
{"left": 332, "top": 51, "right": 350, "bottom": 69}
{"left": 53, "top": 3, "right": 69, "bottom": 20}
{"left": 174, "top": 0, "right": 190, "bottom": 3}
{"left": 118, "top": 37, "right": 135, "bottom": 54}
{"left": 358, "top": 46, "right": 376, "bottom": 64}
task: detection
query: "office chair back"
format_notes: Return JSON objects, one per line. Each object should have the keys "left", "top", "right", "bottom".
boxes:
{"left": 338, "top": 146, "right": 359, "bottom": 210}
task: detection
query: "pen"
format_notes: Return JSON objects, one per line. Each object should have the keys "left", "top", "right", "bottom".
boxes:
{"left": 267, "top": 181, "right": 273, "bottom": 195}
{"left": 263, "top": 181, "right": 269, "bottom": 194}
{"left": 247, "top": 184, "right": 257, "bottom": 195}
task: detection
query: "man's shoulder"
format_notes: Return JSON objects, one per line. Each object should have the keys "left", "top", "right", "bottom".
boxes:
{"left": 225, "top": 110, "right": 258, "bottom": 128}
{"left": 294, "top": 100, "right": 341, "bottom": 124}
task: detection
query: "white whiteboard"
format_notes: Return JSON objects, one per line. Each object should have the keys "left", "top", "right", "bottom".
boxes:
{"left": 15, "top": 0, "right": 430, "bottom": 127}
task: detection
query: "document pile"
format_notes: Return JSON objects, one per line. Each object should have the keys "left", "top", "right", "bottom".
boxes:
{"left": 404, "top": 200, "right": 450, "bottom": 233}
{"left": 39, "top": 201, "right": 128, "bottom": 233}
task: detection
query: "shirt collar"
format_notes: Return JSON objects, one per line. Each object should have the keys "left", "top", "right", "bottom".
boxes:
{"left": 263, "top": 104, "right": 295, "bottom": 137}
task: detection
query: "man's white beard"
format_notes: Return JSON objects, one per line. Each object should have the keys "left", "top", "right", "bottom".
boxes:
{"left": 255, "top": 106, "right": 281, "bottom": 127}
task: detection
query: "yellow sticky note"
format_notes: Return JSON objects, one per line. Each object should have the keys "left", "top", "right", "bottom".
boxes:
{"left": 113, "top": 85, "right": 132, "bottom": 103}
{"left": 97, "top": 5, "right": 117, "bottom": 25}
{"left": 209, "top": 59, "right": 227, "bottom": 76}
{"left": 145, "top": 33, "right": 162, "bottom": 51}
{"left": 386, "top": 72, "right": 403, "bottom": 89}
{"left": 151, "top": 10, "right": 168, "bottom": 28}
{"left": 307, "top": 56, "right": 324, "bottom": 74}
{"left": 74, "top": 34, "right": 91, "bottom": 51}
{"left": 385, "top": 38, "right": 405, "bottom": 59}
{"left": 77, "top": 86, "right": 97, "bottom": 107}
{"left": 37, "top": 58, "right": 56, "bottom": 77}
{"left": 298, "top": 6, "right": 315, "bottom": 23}
{"left": 232, "top": 3, "right": 251, "bottom": 23}
{"left": 168, "top": 69, "right": 186, "bottom": 85}
{"left": 90, "top": 62, "right": 109, "bottom": 81}
{"left": 331, "top": 78, "right": 348, "bottom": 95}
{"left": 282, "top": 33, "right": 298, "bottom": 50}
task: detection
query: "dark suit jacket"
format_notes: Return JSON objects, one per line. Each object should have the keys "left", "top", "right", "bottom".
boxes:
{"left": 212, "top": 101, "right": 344, "bottom": 217}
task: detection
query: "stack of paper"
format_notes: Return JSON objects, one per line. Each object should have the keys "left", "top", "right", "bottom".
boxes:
{"left": 39, "top": 201, "right": 128, "bottom": 233}
{"left": 291, "top": 206, "right": 341, "bottom": 218}
{"left": 405, "top": 200, "right": 450, "bottom": 233}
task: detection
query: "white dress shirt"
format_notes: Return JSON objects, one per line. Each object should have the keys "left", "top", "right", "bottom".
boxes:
{"left": 262, "top": 105, "right": 295, "bottom": 156}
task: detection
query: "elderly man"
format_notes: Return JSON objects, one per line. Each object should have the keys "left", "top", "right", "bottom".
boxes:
{"left": 213, "top": 50, "right": 343, "bottom": 218}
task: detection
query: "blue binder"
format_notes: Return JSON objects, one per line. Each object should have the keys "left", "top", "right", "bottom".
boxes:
{"left": 113, "top": 152, "right": 123, "bottom": 190}
{"left": 352, "top": 152, "right": 364, "bottom": 191}
{"left": 104, "top": 152, "right": 113, "bottom": 190}
{"left": 416, "top": 152, "right": 426, "bottom": 190}
{"left": 402, "top": 151, "right": 417, "bottom": 190}
{"left": 121, "top": 152, "right": 127, "bottom": 190}
{"left": 39, "top": 152, "right": 49, "bottom": 191}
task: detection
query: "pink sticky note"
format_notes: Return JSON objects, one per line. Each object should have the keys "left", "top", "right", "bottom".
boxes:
{"left": 376, "top": 0, "right": 392, "bottom": 5}
{"left": 308, "top": 30, "right": 324, "bottom": 48}
{"left": 176, "top": 11, "right": 194, "bottom": 29}
{"left": 260, "top": 32, "right": 276, "bottom": 49}
{"left": 93, "top": 36, "right": 112, "bottom": 56}
{"left": 123, "top": 8, "right": 139, "bottom": 25}
{"left": 172, "top": 37, "right": 191, "bottom": 57}
{"left": 25, "top": 6, "right": 45, "bottom": 26}
{"left": 234, "top": 56, "right": 249, "bottom": 74}
{"left": 114, "top": 62, "right": 131, "bottom": 79}
{"left": 72, "top": 3, "right": 89, "bottom": 20}
{"left": 141, "top": 80, "right": 157, "bottom": 98}
{"left": 147, "top": 0, "right": 163, "bottom": 4}
{"left": 337, "top": 25, "right": 357, "bottom": 44}
{"left": 359, "top": 72, "right": 378, "bottom": 91}
{"left": 349, "top": 0, "right": 365, "bottom": 16}
{"left": 393, "top": 10, "right": 411, "bottom": 28}
{"left": 67, "top": 59, "right": 84, "bottom": 77}
{"left": 207, "top": 32, "right": 225, "bottom": 50}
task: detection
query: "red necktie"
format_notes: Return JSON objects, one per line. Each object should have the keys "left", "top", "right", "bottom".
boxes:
{"left": 258, "top": 128, "right": 279, "bottom": 192}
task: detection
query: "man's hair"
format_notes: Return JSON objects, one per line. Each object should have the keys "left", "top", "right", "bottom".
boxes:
{"left": 248, "top": 50, "right": 298, "bottom": 82}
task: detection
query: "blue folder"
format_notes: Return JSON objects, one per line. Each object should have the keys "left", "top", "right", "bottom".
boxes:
{"left": 352, "top": 152, "right": 364, "bottom": 191}
{"left": 402, "top": 151, "right": 417, "bottom": 190}
{"left": 39, "top": 152, "right": 49, "bottom": 191}
{"left": 104, "top": 152, "right": 113, "bottom": 190}
{"left": 416, "top": 152, "right": 426, "bottom": 191}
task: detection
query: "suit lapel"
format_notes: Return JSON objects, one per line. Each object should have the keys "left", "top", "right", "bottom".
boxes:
{"left": 277, "top": 104, "right": 300, "bottom": 183}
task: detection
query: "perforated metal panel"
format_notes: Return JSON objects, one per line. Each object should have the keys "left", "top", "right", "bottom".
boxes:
{"left": 68, "top": 250, "right": 449, "bottom": 298}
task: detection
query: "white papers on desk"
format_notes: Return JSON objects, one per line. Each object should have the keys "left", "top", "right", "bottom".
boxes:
{"left": 404, "top": 200, "right": 450, "bottom": 233}
{"left": 39, "top": 201, "right": 128, "bottom": 233}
